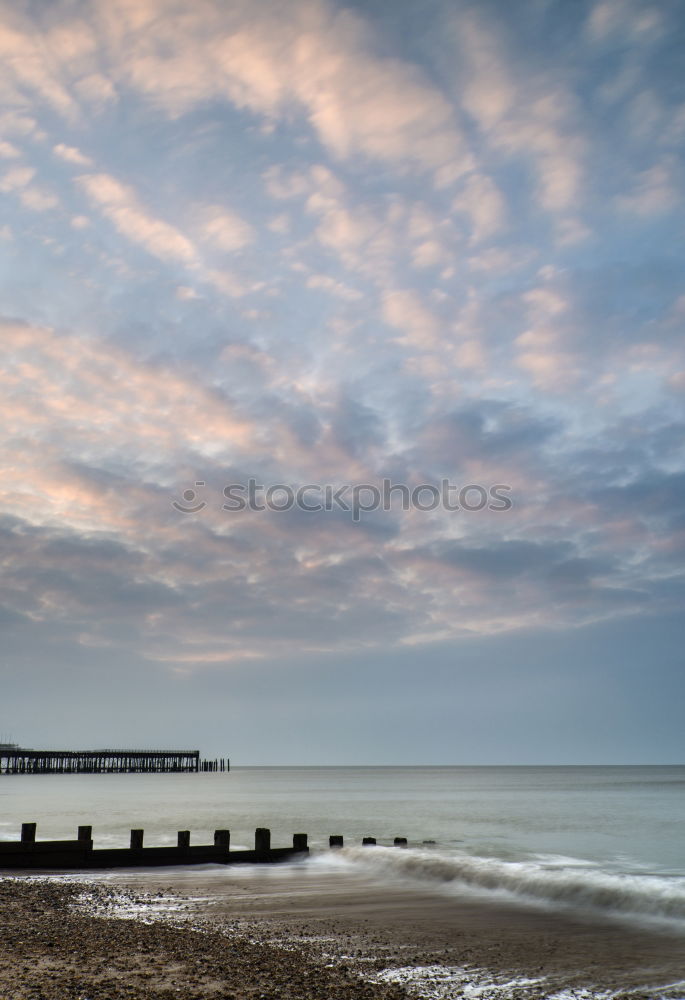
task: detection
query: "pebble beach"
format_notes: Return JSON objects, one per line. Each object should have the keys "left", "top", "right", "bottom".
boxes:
{"left": 0, "top": 878, "right": 408, "bottom": 1000}
{"left": 2, "top": 868, "right": 685, "bottom": 1000}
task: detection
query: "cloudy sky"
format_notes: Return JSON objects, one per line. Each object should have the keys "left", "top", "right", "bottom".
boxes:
{"left": 1, "top": 0, "right": 683, "bottom": 763}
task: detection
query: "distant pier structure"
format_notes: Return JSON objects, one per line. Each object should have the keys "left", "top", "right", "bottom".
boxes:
{"left": 0, "top": 744, "right": 229, "bottom": 775}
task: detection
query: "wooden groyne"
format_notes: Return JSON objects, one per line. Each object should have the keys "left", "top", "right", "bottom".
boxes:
{"left": 0, "top": 746, "right": 229, "bottom": 774}
{"left": 0, "top": 824, "right": 307, "bottom": 869}
{"left": 0, "top": 826, "right": 410, "bottom": 870}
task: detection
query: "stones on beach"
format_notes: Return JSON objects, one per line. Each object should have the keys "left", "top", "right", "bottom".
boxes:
{"left": 0, "top": 878, "right": 409, "bottom": 1000}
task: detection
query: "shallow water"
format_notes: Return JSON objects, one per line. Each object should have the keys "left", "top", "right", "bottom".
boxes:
{"left": 2, "top": 766, "right": 684, "bottom": 930}
{"left": 4, "top": 767, "right": 684, "bottom": 1000}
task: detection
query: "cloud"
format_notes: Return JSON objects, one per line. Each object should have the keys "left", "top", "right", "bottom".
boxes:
{"left": 382, "top": 290, "right": 440, "bottom": 351}
{"left": 53, "top": 142, "right": 93, "bottom": 167}
{"left": 0, "top": 163, "right": 58, "bottom": 210}
{"left": 616, "top": 159, "right": 680, "bottom": 216}
{"left": 587, "top": 0, "right": 666, "bottom": 43}
{"left": 73, "top": 71, "right": 117, "bottom": 108}
{"left": 0, "top": 0, "right": 682, "bottom": 691}
{"left": 76, "top": 172, "right": 197, "bottom": 264}
{"left": 19, "top": 0, "right": 471, "bottom": 184}
{"left": 0, "top": 12, "right": 81, "bottom": 119}
{"left": 306, "top": 274, "right": 362, "bottom": 301}
{"left": 453, "top": 10, "right": 585, "bottom": 213}
{"left": 0, "top": 165, "right": 35, "bottom": 191}
{"left": 0, "top": 318, "right": 257, "bottom": 502}
{"left": 19, "top": 186, "right": 59, "bottom": 211}
{"left": 452, "top": 172, "right": 506, "bottom": 242}
{"left": 200, "top": 207, "right": 255, "bottom": 252}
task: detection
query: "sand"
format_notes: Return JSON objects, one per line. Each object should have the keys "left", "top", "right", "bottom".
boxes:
{"left": 1, "top": 865, "right": 684, "bottom": 1000}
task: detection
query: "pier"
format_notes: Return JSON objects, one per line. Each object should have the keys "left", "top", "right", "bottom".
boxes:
{"left": 0, "top": 745, "right": 229, "bottom": 774}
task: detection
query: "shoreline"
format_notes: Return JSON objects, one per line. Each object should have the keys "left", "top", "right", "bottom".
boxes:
{"left": 3, "top": 863, "right": 685, "bottom": 1000}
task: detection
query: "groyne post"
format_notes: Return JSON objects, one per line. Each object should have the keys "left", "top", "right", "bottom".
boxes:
{"left": 329, "top": 835, "right": 344, "bottom": 848}
{"left": 362, "top": 836, "right": 376, "bottom": 845}
{"left": 255, "top": 827, "right": 271, "bottom": 853}
{"left": 394, "top": 837, "right": 408, "bottom": 847}
{"left": 214, "top": 829, "right": 230, "bottom": 849}
{"left": 292, "top": 833, "right": 307, "bottom": 851}
{"left": 21, "top": 823, "right": 36, "bottom": 843}
{"left": 78, "top": 826, "right": 92, "bottom": 842}
{"left": 130, "top": 829, "right": 144, "bottom": 849}
{"left": 177, "top": 830, "right": 190, "bottom": 849}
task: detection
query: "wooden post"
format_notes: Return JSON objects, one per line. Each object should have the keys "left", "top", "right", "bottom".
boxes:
{"left": 21, "top": 822, "right": 36, "bottom": 843}
{"left": 214, "top": 830, "right": 230, "bottom": 849}
{"left": 329, "top": 835, "right": 344, "bottom": 848}
{"left": 177, "top": 830, "right": 190, "bottom": 848}
{"left": 255, "top": 827, "right": 271, "bottom": 852}
{"left": 292, "top": 833, "right": 308, "bottom": 851}
{"left": 393, "top": 837, "right": 408, "bottom": 847}
{"left": 362, "top": 836, "right": 376, "bottom": 845}
{"left": 78, "top": 826, "right": 92, "bottom": 842}
{"left": 130, "top": 829, "right": 144, "bottom": 849}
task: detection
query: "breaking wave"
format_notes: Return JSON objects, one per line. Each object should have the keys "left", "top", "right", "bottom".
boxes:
{"left": 329, "top": 846, "right": 685, "bottom": 929}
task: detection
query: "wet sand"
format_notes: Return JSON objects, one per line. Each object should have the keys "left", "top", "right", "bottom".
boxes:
{"left": 2, "top": 863, "right": 684, "bottom": 999}
{"left": 108, "top": 860, "right": 685, "bottom": 997}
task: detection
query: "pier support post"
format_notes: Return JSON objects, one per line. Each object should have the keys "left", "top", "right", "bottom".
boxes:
{"left": 393, "top": 837, "right": 408, "bottom": 847}
{"left": 292, "top": 833, "right": 308, "bottom": 852}
{"left": 214, "top": 830, "right": 230, "bottom": 849}
{"left": 177, "top": 830, "right": 190, "bottom": 849}
{"left": 362, "top": 837, "right": 376, "bottom": 845}
{"left": 329, "top": 835, "right": 344, "bottom": 848}
{"left": 255, "top": 827, "right": 271, "bottom": 853}
{"left": 130, "top": 829, "right": 144, "bottom": 849}
{"left": 21, "top": 823, "right": 36, "bottom": 844}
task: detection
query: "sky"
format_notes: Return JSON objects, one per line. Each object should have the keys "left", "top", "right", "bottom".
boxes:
{"left": 0, "top": 0, "right": 683, "bottom": 764}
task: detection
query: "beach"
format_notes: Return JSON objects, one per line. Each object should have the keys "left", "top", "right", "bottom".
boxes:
{"left": 2, "top": 768, "right": 684, "bottom": 997}
{"left": 2, "top": 861, "right": 684, "bottom": 1000}
{"left": 0, "top": 877, "right": 405, "bottom": 1000}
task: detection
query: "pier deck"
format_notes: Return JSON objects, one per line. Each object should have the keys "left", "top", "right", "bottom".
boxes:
{"left": 0, "top": 747, "right": 228, "bottom": 774}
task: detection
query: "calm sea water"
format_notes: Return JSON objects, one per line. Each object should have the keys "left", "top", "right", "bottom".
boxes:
{"left": 2, "top": 766, "right": 684, "bottom": 930}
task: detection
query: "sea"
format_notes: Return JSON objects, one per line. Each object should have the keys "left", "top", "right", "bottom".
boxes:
{"left": 1, "top": 765, "right": 684, "bottom": 998}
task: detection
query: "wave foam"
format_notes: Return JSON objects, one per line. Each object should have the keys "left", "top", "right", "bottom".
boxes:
{"left": 374, "top": 966, "right": 685, "bottom": 1000}
{"left": 330, "top": 846, "right": 685, "bottom": 928}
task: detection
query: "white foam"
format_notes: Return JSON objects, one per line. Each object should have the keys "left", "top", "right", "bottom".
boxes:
{"left": 326, "top": 846, "right": 685, "bottom": 930}
{"left": 374, "top": 966, "right": 685, "bottom": 1000}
